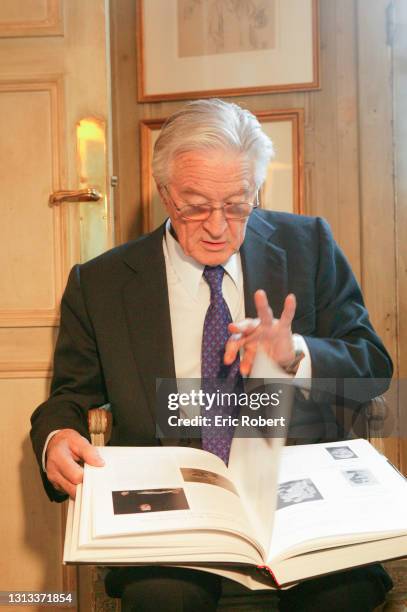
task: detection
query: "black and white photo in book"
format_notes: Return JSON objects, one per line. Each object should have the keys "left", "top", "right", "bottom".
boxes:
{"left": 276, "top": 478, "right": 323, "bottom": 509}
{"left": 342, "top": 470, "right": 379, "bottom": 487}
{"left": 112, "top": 488, "right": 190, "bottom": 515}
{"left": 181, "top": 467, "right": 238, "bottom": 495}
{"left": 326, "top": 446, "right": 358, "bottom": 460}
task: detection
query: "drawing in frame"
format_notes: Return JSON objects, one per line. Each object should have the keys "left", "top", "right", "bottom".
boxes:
{"left": 139, "top": 108, "right": 305, "bottom": 233}
{"left": 136, "top": 0, "right": 319, "bottom": 102}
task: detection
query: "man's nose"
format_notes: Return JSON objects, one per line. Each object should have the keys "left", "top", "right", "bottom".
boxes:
{"left": 202, "top": 207, "right": 228, "bottom": 235}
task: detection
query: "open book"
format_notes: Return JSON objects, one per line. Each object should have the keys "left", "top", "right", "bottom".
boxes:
{"left": 64, "top": 435, "right": 407, "bottom": 589}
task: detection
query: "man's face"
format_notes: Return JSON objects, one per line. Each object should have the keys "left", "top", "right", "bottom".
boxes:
{"left": 161, "top": 149, "right": 256, "bottom": 266}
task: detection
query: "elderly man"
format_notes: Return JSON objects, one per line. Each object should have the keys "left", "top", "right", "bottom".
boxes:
{"left": 31, "top": 99, "right": 392, "bottom": 611}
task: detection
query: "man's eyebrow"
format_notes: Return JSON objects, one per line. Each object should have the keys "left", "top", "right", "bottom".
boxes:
{"left": 179, "top": 187, "right": 251, "bottom": 199}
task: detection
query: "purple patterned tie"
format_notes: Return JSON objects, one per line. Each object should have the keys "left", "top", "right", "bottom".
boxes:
{"left": 201, "top": 265, "right": 241, "bottom": 464}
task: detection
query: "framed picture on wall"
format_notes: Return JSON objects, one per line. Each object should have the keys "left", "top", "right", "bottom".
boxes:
{"left": 257, "top": 109, "right": 304, "bottom": 216}
{"left": 136, "top": 0, "right": 320, "bottom": 101}
{"left": 139, "top": 108, "right": 304, "bottom": 233}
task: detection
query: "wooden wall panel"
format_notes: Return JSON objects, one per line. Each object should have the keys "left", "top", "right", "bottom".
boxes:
{"left": 304, "top": 0, "right": 361, "bottom": 279}
{"left": 0, "top": 0, "right": 63, "bottom": 38}
{"left": 357, "top": 0, "right": 397, "bottom": 357}
{"left": 0, "top": 328, "right": 56, "bottom": 379}
{"left": 0, "top": 0, "right": 49, "bottom": 22}
{"left": 0, "top": 79, "right": 65, "bottom": 328}
{"left": 357, "top": 0, "right": 399, "bottom": 465}
{"left": 0, "top": 379, "right": 63, "bottom": 597}
{"left": 334, "top": 0, "right": 361, "bottom": 277}
{"left": 394, "top": 0, "right": 407, "bottom": 473}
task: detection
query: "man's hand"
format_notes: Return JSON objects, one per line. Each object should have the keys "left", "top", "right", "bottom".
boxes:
{"left": 45, "top": 428, "right": 105, "bottom": 499}
{"left": 224, "top": 290, "right": 297, "bottom": 376}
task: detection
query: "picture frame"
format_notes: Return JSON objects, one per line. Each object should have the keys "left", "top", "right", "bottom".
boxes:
{"left": 139, "top": 108, "right": 304, "bottom": 233}
{"left": 257, "top": 109, "right": 304, "bottom": 217}
{"left": 136, "top": 0, "right": 319, "bottom": 101}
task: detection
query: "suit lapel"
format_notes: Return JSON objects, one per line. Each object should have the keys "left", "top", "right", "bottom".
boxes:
{"left": 122, "top": 225, "right": 176, "bottom": 419}
{"left": 241, "top": 211, "right": 288, "bottom": 319}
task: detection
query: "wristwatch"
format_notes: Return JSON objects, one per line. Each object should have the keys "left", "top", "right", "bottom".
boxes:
{"left": 282, "top": 349, "right": 305, "bottom": 375}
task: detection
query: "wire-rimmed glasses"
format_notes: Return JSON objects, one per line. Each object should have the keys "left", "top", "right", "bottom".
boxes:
{"left": 163, "top": 186, "right": 259, "bottom": 221}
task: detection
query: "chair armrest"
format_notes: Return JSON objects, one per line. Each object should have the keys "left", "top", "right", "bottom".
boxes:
{"left": 363, "top": 395, "right": 388, "bottom": 438}
{"left": 88, "top": 404, "right": 112, "bottom": 447}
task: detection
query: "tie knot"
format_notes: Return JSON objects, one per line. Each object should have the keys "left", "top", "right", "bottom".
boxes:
{"left": 203, "top": 265, "right": 225, "bottom": 298}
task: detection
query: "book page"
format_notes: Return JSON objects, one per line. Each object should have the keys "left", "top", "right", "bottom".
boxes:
{"left": 175, "top": 564, "right": 277, "bottom": 591}
{"left": 271, "top": 533, "right": 407, "bottom": 586}
{"left": 84, "top": 446, "right": 262, "bottom": 556}
{"left": 228, "top": 435, "right": 284, "bottom": 551}
{"left": 227, "top": 351, "right": 293, "bottom": 550}
{"left": 63, "top": 497, "right": 75, "bottom": 562}
{"left": 267, "top": 439, "right": 407, "bottom": 563}
{"left": 64, "top": 483, "right": 83, "bottom": 563}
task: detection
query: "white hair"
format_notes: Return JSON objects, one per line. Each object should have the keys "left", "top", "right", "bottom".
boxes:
{"left": 152, "top": 99, "right": 275, "bottom": 188}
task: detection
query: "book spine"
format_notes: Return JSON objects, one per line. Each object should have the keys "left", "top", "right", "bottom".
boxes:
{"left": 256, "top": 565, "right": 280, "bottom": 587}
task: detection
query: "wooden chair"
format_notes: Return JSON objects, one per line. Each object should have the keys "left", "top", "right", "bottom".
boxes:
{"left": 83, "top": 399, "right": 405, "bottom": 611}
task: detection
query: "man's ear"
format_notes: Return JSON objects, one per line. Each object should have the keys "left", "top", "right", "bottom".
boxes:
{"left": 156, "top": 184, "right": 170, "bottom": 213}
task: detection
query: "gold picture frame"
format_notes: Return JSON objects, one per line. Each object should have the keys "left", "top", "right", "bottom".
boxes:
{"left": 140, "top": 108, "right": 305, "bottom": 233}
{"left": 136, "top": 0, "right": 319, "bottom": 101}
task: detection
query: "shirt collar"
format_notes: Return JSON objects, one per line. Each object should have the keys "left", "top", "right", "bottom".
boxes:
{"left": 164, "top": 219, "right": 241, "bottom": 298}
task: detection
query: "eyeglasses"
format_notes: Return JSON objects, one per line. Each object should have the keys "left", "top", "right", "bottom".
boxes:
{"left": 163, "top": 186, "right": 259, "bottom": 221}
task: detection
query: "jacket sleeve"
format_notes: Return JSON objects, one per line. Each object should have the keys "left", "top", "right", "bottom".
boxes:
{"left": 304, "top": 218, "right": 393, "bottom": 401}
{"left": 30, "top": 265, "right": 108, "bottom": 501}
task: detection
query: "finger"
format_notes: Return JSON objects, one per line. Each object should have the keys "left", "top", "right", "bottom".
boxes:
{"left": 224, "top": 334, "right": 243, "bottom": 364}
{"left": 60, "top": 459, "right": 84, "bottom": 485}
{"left": 74, "top": 437, "right": 105, "bottom": 467}
{"left": 254, "top": 290, "right": 274, "bottom": 327}
{"left": 48, "top": 450, "right": 84, "bottom": 486}
{"left": 280, "top": 293, "right": 297, "bottom": 327}
{"left": 224, "top": 327, "right": 262, "bottom": 364}
{"left": 239, "top": 343, "right": 258, "bottom": 375}
{"left": 51, "top": 474, "right": 78, "bottom": 500}
{"left": 228, "top": 318, "right": 260, "bottom": 334}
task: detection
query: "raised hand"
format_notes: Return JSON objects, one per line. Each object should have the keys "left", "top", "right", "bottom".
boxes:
{"left": 224, "top": 290, "right": 297, "bottom": 375}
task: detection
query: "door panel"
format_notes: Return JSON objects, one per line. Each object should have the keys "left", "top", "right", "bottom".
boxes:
{"left": 0, "top": 0, "right": 63, "bottom": 38}
{"left": 0, "top": 79, "right": 64, "bottom": 327}
{"left": 0, "top": 1, "right": 112, "bottom": 608}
